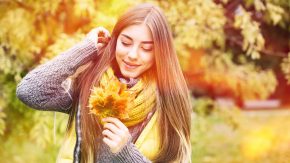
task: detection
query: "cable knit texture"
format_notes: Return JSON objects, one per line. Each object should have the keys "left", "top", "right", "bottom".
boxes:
{"left": 16, "top": 38, "right": 97, "bottom": 113}
{"left": 16, "top": 35, "right": 153, "bottom": 162}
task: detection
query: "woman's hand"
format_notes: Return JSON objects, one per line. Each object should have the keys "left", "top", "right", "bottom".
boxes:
{"left": 102, "top": 117, "right": 131, "bottom": 153}
{"left": 86, "top": 26, "right": 111, "bottom": 49}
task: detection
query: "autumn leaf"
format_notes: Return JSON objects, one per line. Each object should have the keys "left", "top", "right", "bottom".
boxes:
{"left": 88, "top": 77, "right": 131, "bottom": 124}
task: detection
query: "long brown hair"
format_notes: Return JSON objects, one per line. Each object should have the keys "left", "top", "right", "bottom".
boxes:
{"left": 69, "top": 3, "right": 192, "bottom": 163}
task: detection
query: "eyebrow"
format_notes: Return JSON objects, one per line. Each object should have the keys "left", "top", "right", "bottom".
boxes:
{"left": 121, "top": 34, "right": 154, "bottom": 44}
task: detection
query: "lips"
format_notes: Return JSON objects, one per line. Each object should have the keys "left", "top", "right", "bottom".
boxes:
{"left": 123, "top": 60, "right": 140, "bottom": 69}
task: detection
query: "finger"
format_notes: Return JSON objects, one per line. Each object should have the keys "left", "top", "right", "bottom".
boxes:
{"left": 98, "top": 37, "right": 110, "bottom": 43}
{"left": 103, "top": 123, "right": 122, "bottom": 135}
{"left": 98, "top": 26, "right": 111, "bottom": 37}
{"left": 103, "top": 137, "right": 116, "bottom": 149}
{"left": 100, "top": 27, "right": 111, "bottom": 37}
{"left": 97, "top": 43, "right": 107, "bottom": 50}
{"left": 102, "top": 129, "right": 120, "bottom": 141}
{"left": 103, "top": 117, "right": 128, "bottom": 132}
{"left": 97, "top": 37, "right": 105, "bottom": 43}
{"left": 97, "top": 43, "right": 104, "bottom": 49}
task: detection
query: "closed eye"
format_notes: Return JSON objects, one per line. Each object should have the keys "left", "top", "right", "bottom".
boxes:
{"left": 121, "top": 41, "right": 131, "bottom": 46}
{"left": 142, "top": 47, "right": 153, "bottom": 52}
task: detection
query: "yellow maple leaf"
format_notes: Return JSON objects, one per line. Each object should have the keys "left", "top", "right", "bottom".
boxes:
{"left": 88, "top": 77, "right": 131, "bottom": 124}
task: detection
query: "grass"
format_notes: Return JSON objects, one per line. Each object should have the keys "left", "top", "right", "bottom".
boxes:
{"left": 191, "top": 102, "right": 290, "bottom": 163}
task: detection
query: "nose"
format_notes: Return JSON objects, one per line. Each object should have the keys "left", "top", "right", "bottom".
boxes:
{"left": 127, "top": 46, "right": 138, "bottom": 60}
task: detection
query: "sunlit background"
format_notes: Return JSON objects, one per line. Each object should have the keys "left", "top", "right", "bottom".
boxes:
{"left": 0, "top": 0, "right": 289, "bottom": 162}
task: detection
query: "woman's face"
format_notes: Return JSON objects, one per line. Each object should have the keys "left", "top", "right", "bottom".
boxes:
{"left": 115, "top": 24, "right": 155, "bottom": 79}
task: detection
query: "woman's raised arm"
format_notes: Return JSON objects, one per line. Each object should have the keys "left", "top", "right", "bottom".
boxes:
{"left": 16, "top": 27, "right": 110, "bottom": 113}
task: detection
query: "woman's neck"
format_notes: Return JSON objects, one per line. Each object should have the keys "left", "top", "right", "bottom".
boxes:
{"left": 113, "top": 65, "right": 139, "bottom": 88}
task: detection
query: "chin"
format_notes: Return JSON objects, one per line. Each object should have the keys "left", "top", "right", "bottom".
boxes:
{"left": 120, "top": 69, "right": 138, "bottom": 78}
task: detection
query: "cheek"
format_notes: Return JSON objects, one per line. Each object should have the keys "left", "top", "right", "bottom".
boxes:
{"left": 115, "top": 42, "right": 127, "bottom": 59}
{"left": 115, "top": 43, "right": 122, "bottom": 66}
{"left": 141, "top": 53, "right": 155, "bottom": 67}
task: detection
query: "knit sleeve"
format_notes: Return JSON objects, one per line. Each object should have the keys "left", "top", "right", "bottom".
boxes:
{"left": 113, "top": 138, "right": 152, "bottom": 163}
{"left": 16, "top": 37, "right": 98, "bottom": 114}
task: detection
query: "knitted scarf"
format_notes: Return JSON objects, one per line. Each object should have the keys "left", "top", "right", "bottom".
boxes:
{"left": 90, "top": 67, "right": 157, "bottom": 127}
{"left": 56, "top": 67, "right": 161, "bottom": 162}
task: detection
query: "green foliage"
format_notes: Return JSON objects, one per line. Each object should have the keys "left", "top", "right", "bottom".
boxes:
{"left": 191, "top": 98, "right": 243, "bottom": 162}
{"left": 0, "top": 110, "right": 68, "bottom": 163}
{"left": 193, "top": 97, "right": 242, "bottom": 127}
{"left": 30, "top": 112, "right": 68, "bottom": 149}
{"left": 0, "top": 111, "right": 6, "bottom": 135}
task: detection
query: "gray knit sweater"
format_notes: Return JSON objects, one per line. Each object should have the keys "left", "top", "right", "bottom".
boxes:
{"left": 16, "top": 35, "right": 153, "bottom": 163}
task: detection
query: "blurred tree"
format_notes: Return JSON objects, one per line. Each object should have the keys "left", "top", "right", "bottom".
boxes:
{"left": 281, "top": 53, "right": 290, "bottom": 84}
{"left": 0, "top": 0, "right": 140, "bottom": 162}
{"left": 152, "top": 0, "right": 289, "bottom": 102}
{"left": 0, "top": 0, "right": 289, "bottom": 162}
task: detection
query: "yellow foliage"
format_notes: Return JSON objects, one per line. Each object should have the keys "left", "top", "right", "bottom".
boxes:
{"left": 240, "top": 115, "right": 290, "bottom": 161}
{"left": 156, "top": 0, "right": 226, "bottom": 69}
{"left": 74, "top": 0, "right": 96, "bottom": 17}
{"left": 241, "top": 127, "right": 275, "bottom": 159}
{"left": 25, "top": 0, "right": 60, "bottom": 14}
{"left": 234, "top": 6, "right": 265, "bottom": 59}
{"left": 43, "top": 33, "right": 85, "bottom": 63}
{"left": 245, "top": 0, "right": 287, "bottom": 28}
{"left": 0, "top": 111, "right": 6, "bottom": 135}
{"left": 281, "top": 53, "right": 290, "bottom": 84}
{"left": 165, "top": 0, "right": 226, "bottom": 49}
{"left": 266, "top": 2, "right": 285, "bottom": 25}
{"left": 202, "top": 51, "right": 277, "bottom": 100}
{"left": 0, "top": 8, "right": 39, "bottom": 56}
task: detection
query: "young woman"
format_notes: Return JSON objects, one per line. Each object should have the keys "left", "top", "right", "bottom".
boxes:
{"left": 16, "top": 3, "right": 192, "bottom": 163}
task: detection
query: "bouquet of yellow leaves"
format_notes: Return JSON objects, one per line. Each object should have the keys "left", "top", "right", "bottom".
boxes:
{"left": 88, "top": 77, "right": 131, "bottom": 125}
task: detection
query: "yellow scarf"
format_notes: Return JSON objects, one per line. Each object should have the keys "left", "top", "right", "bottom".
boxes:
{"left": 56, "top": 67, "right": 161, "bottom": 162}
{"left": 92, "top": 67, "right": 157, "bottom": 127}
